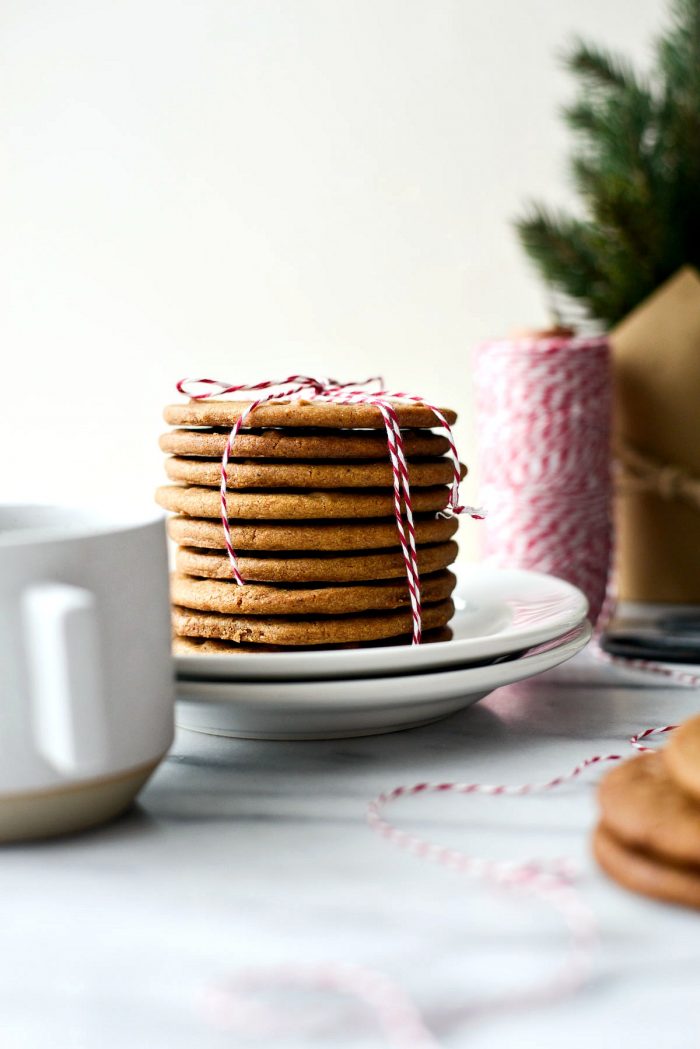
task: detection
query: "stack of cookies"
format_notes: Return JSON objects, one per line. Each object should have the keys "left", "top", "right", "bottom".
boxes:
{"left": 155, "top": 398, "right": 465, "bottom": 653}
{"left": 594, "top": 714, "right": 700, "bottom": 909}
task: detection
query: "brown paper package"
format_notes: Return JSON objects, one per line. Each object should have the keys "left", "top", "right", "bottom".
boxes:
{"left": 612, "top": 267, "right": 700, "bottom": 601}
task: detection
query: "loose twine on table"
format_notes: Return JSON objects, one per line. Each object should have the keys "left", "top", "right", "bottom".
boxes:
{"left": 174, "top": 370, "right": 694, "bottom": 1046}
{"left": 203, "top": 720, "right": 680, "bottom": 1048}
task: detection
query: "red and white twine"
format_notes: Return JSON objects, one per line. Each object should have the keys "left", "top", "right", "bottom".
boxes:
{"left": 204, "top": 962, "right": 439, "bottom": 1048}
{"left": 179, "top": 366, "right": 694, "bottom": 1044}
{"left": 176, "top": 375, "right": 482, "bottom": 644}
{"left": 474, "top": 335, "right": 612, "bottom": 624}
{"left": 204, "top": 723, "right": 678, "bottom": 1046}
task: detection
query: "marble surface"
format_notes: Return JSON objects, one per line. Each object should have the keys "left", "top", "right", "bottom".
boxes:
{"left": 3, "top": 650, "right": 700, "bottom": 1049}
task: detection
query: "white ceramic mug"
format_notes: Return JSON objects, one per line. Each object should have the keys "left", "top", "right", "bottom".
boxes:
{"left": 0, "top": 504, "right": 174, "bottom": 841}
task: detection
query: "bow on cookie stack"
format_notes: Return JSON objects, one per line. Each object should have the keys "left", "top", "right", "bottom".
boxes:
{"left": 155, "top": 394, "right": 465, "bottom": 653}
{"left": 594, "top": 715, "right": 700, "bottom": 909}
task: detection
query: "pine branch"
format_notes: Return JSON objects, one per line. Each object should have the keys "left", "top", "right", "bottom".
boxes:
{"left": 514, "top": 0, "right": 700, "bottom": 325}
{"left": 566, "top": 91, "right": 663, "bottom": 269}
{"left": 658, "top": 0, "right": 700, "bottom": 95}
{"left": 562, "top": 64, "right": 656, "bottom": 163}
{"left": 570, "top": 159, "right": 657, "bottom": 249}
{"left": 563, "top": 39, "right": 640, "bottom": 94}
{"left": 654, "top": 0, "right": 700, "bottom": 272}
{"left": 515, "top": 207, "right": 610, "bottom": 315}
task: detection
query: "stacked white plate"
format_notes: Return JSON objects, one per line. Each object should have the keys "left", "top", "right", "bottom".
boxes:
{"left": 175, "top": 566, "right": 591, "bottom": 740}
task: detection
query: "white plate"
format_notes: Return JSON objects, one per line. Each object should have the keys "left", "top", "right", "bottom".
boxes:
{"left": 175, "top": 566, "right": 589, "bottom": 681}
{"left": 176, "top": 620, "right": 592, "bottom": 740}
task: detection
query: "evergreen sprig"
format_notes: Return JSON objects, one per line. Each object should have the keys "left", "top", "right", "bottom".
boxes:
{"left": 515, "top": 0, "right": 700, "bottom": 325}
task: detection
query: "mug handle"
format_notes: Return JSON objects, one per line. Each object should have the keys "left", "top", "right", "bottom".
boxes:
{"left": 22, "top": 583, "right": 111, "bottom": 776}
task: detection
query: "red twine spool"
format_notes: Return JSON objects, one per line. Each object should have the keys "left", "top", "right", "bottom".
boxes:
{"left": 474, "top": 335, "right": 612, "bottom": 624}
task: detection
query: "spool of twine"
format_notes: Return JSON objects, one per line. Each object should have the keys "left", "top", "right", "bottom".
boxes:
{"left": 474, "top": 333, "right": 612, "bottom": 624}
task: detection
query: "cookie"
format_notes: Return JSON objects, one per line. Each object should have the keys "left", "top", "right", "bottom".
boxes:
{"left": 593, "top": 822, "right": 700, "bottom": 910}
{"left": 156, "top": 484, "right": 451, "bottom": 520}
{"left": 175, "top": 540, "right": 458, "bottom": 583}
{"left": 166, "top": 513, "right": 459, "bottom": 552}
{"left": 173, "top": 627, "right": 453, "bottom": 654}
{"left": 159, "top": 427, "right": 450, "bottom": 460}
{"left": 665, "top": 715, "right": 700, "bottom": 804}
{"left": 170, "top": 569, "right": 456, "bottom": 615}
{"left": 164, "top": 456, "right": 464, "bottom": 490}
{"left": 597, "top": 751, "right": 700, "bottom": 866}
{"left": 164, "top": 399, "right": 457, "bottom": 429}
{"left": 171, "top": 598, "right": 455, "bottom": 646}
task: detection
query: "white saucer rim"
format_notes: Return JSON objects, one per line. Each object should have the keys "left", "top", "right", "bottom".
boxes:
{"left": 176, "top": 620, "right": 592, "bottom": 708}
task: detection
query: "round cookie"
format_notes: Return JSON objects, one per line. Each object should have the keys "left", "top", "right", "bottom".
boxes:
{"left": 164, "top": 399, "right": 457, "bottom": 430}
{"left": 597, "top": 751, "right": 700, "bottom": 866}
{"left": 160, "top": 427, "right": 451, "bottom": 460}
{"left": 164, "top": 456, "right": 464, "bottom": 490}
{"left": 170, "top": 569, "right": 456, "bottom": 615}
{"left": 173, "top": 627, "right": 453, "bottom": 655}
{"left": 665, "top": 715, "right": 700, "bottom": 803}
{"left": 166, "top": 513, "right": 459, "bottom": 552}
{"left": 156, "top": 484, "right": 451, "bottom": 520}
{"left": 171, "top": 598, "right": 455, "bottom": 646}
{"left": 175, "top": 541, "right": 458, "bottom": 583}
{"left": 593, "top": 822, "right": 700, "bottom": 910}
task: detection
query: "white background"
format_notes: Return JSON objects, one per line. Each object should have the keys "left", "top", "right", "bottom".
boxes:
{"left": 2, "top": 0, "right": 664, "bottom": 522}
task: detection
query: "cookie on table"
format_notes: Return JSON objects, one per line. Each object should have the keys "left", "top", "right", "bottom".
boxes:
{"left": 172, "top": 598, "right": 455, "bottom": 646}
{"left": 155, "top": 484, "right": 451, "bottom": 520}
{"left": 163, "top": 456, "right": 465, "bottom": 490}
{"left": 160, "top": 427, "right": 451, "bottom": 460}
{"left": 166, "top": 514, "right": 459, "bottom": 552}
{"left": 597, "top": 751, "right": 700, "bottom": 867}
{"left": 170, "top": 569, "right": 456, "bottom": 616}
{"left": 173, "top": 627, "right": 454, "bottom": 655}
{"left": 175, "top": 541, "right": 458, "bottom": 583}
{"left": 593, "top": 823, "right": 700, "bottom": 910}
{"left": 665, "top": 715, "right": 700, "bottom": 804}
{"left": 164, "top": 399, "right": 457, "bottom": 430}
